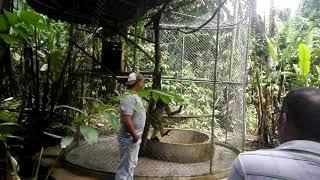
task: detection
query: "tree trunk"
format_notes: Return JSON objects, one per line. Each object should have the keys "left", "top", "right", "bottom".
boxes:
{"left": 141, "top": 13, "right": 162, "bottom": 155}
{"left": 152, "top": 14, "right": 162, "bottom": 90}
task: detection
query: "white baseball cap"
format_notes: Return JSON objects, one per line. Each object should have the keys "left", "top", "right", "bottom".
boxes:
{"left": 127, "top": 72, "right": 144, "bottom": 86}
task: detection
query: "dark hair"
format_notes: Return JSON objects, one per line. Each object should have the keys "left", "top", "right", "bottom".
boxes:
{"left": 284, "top": 87, "right": 320, "bottom": 140}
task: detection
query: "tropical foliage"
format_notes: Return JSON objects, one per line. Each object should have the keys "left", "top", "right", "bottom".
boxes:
{"left": 248, "top": 0, "right": 320, "bottom": 146}
{"left": 1, "top": 0, "right": 320, "bottom": 178}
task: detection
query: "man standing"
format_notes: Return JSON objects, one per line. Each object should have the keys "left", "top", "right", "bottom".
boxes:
{"left": 115, "top": 72, "right": 146, "bottom": 180}
{"left": 228, "top": 87, "right": 320, "bottom": 180}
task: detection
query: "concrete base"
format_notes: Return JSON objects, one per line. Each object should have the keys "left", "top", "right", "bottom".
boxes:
{"left": 51, "top": 166, "right": 228, "bottom": 180}
{"left": 64, "top": 134, "right": 237, "bottom": 178}
{"left": 41, "top": 129, "right": 238, "bottom": 179}
{"left": 146, "top": 129, "right": 210, "bottom": 163}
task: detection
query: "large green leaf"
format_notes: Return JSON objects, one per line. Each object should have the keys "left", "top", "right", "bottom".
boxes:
{"left": 80, "top": 125, "right": 99, "bottom": 144}
{"left": 12, "top": 26, "right": 29, "bottom": 41}
{"left": 4, "top": 10, "right": 18, "bottom": 26}
{"left": 19, "top": 10, "right": 38, "bottom": 25}
{"left": 33, "top": 20, "right": 47, "bottom": 30}
{"left": 136, "top": 89, "right": 150, "bottom": 97}
{"left": 73, "top": 115, "right": 89, "bottom": 124}
{"left": 61, "top": 136, "right": 74, "bottom": 148}
{"left": 104, "top": 111, "right": 120, "bottom": 130}
{"left": 0, "top": 110, "right": 17, "bottom": 122}
{"left": 298, "top": 43, "right": 311, "bottom": 77}
{"left": 165, "top": 92, "right": 184, "bottom": 103}
{"left": 159, "top": 94, "right": 172, "bottom": 104}
{"left": 150, "top": 90, "right": 175, "bottom": 104}
{"left": 0, "top": 14, "right": 9, "bottom": 32}
{"left": 136, "top": 89, "right": 183, "bottom": 105}
{"left": 0, "top": 33, "right": 16, "bottom": 45}
{"left": 151, "top": 92, "right": 160, "bottom": 102}
{"left": 265, "top": 35, "right": 278, "bottom": 66}
{"left": 92, "top": 103, "right": 108, "bottom": 114}
{"left": 19, "top": 10, "right": 47, "bottom": 30}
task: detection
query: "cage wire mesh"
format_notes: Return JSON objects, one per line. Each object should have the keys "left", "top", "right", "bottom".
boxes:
{"left": 66, "top": 0, "right": 252, "bottom": 177}
{"left": 129, "top": 0, "right": 251, "bottom": 175}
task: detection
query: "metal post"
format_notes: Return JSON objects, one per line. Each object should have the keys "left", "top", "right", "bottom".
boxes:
{"left": 181, "top": 35, "right": 185, "bottom": 78}
{"left": 210, "top": 0, "right": 221, "bottom": 174}
{"left": 180, "top": 34, "right": 185, "bottom": 94}
{"left": 225, "top": 0, "right": 239, "bottom": 143}
{"left": 241, "top": 0, "right": 253, "bottom": 151}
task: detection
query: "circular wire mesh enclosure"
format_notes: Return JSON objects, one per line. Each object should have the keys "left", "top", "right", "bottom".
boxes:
{"left": 66, "top": 0, "right": 253, "bottom": 178}
{"left": 137, "top": 0, "right": 252, "bottom": 151}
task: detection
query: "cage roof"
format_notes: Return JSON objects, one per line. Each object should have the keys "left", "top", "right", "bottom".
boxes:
{"left": 27, "top": 0, "right": 166, "bottom": 34}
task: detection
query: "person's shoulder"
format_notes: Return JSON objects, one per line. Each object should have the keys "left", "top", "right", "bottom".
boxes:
{"left": 121, "top": 93, "right": 142, "bottom": 103}
{"left": 239, "top": 148, "right": 275, "bottom": 157}
{"left": 234, "top": 147, "right": 320, "bottom": 180}
{"left": 238, "top": 148, "right": 292, "bottom": 159}
{"left": 121, "top": 93, "right": 135, "bottom": 102}
{"left": 131, "top": 93, "right": 143, "bottom": 102}
{"left": 236, "top": 147, "right": 314, "bottom": 171}
{"left": 236, "top": 149, "right": 284, "bottom": 168}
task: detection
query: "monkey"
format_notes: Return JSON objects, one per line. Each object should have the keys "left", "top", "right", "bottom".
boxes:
{"left": 147, "top": 99, "right": 183, "bottom": 141}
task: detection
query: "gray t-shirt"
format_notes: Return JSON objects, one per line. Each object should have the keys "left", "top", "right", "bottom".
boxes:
{"left": 119, "top": 93, "right": 146, "bottom": 138}
{"left": 228, "top": 140, "right": 320, "bottom": 180}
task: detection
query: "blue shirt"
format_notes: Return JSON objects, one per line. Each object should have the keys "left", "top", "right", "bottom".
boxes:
{"left": 228, "top": 140, "right": 320, "bottom": 180}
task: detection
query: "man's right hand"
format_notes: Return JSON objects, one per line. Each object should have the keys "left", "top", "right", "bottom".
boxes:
{"left": 132, "top": 133, "right": 140, "bottom": 143}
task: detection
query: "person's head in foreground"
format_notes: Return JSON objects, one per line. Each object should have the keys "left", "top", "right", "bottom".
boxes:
{"left": 228, "top": 87, "right": 320, "bottom": 180}
{"left": 127, "top": 72, "right": 145, "bottom": 90}
{"left": 278, "top": 87, "right": 320, "bottom": 143}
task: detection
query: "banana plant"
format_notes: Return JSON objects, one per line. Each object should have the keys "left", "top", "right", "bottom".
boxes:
{"left": 265, "top": 17, "right": 317, "bottom": 88}
{"left": 267, "top": 39, "right": 312, "bottom": 86}
{"left": 296, "top": 43, "right": 311, "bottom": 86}
{"left": 0, "top": 9, "right": 48, "bottom": 45}
{"left": 44, "top": 101, "right": 120, "bottom": 149}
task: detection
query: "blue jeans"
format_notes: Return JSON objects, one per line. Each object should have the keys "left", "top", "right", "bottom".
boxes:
{"left": 115, "top": 136, "right": 141, "bottom": 180}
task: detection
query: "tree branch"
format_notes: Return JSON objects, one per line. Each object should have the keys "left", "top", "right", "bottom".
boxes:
{"left": 179, "top": 0, "right": 227, "bottom": 34}
{"left": 120, "top": 34, "right": 155, "bottom": 63}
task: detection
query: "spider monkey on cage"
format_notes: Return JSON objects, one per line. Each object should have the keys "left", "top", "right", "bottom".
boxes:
{"left": 148, "top": 99, "right": 183, "bottom": 141}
